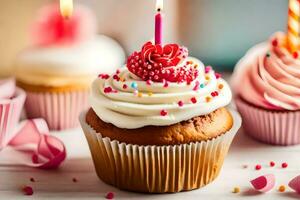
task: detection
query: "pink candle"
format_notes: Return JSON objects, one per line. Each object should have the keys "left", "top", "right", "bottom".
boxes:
{"left": 155, "top": 0, "right": 163, "bottom": 45}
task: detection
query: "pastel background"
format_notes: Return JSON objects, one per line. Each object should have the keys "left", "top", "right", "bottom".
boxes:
{"left": 0, "top": 0, "right": 287, "bottom": 76}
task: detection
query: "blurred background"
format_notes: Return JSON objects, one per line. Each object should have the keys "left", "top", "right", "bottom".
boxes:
{"left": 0, "top": 0, "right": 287, "bottom": 77}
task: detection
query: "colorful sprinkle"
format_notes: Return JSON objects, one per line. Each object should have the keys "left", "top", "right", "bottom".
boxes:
{"left": 104, "top": 87, "right": 113, "bottom": 93}
{"left": 113, "top": 74, "right": 120, "bottom": 81}
{"left": 122, "top": 84, "right": 128, "bottom": 89}
{"left": 206, "top": 96, "right": 211, "bottom": 102}
{"left": 215, "top": 73, "right": 221, "bottom": 79}
{"left": 194, "top": 64, "right": 198, "bottom": 68}
{"left": 193, "top": 81, "right": 200, "bottom": 91}
{"left": 98, "top": 74, "right": 110, "bottom": 79}
{"left": 266, "top": 52, "right": 271, "bottom": 57}
{"left": 232, "top": 187, "right": 240, "bottom": 193}
{"left": 272, "top": 39, "right": 278, "bottom": 47}
{"left": 255, "top": 164, "right": 262, "bottom": 170}
{"left": 106, "top": 192, "right": 114, "bottom": 199}
{"left": 116, "top": 69, "right": 120, "bottom": 74}
{"left": 211, "top": 91, "right": 219, "bottom": 97}
{"left": 30, "top": 177, "right": 35, "bottom": 182}
{"left": 205, "top": 75, "right": 210, "bottom": 81}
{"left": 205, "top": 66, "right": 212, "bottom": 73}
{"left": 131, "top": 82, "right": 138, "bottom": 89}
{"left": 137, "top": 92, "right": 143, "bottom": 98}
{"left": 133, "top": 90, "right": 138, "bottom": 96}
{"left": 148, "top": 92, "right": 153, "bottom": 96}
{"left": 72, "top": 178, "right": 78, "bottom": 182}
{"left": 163, "top": 80, "right": 169, "bottom": 88}
{"left": 200, "top": 83, "right": 205, "bottom": 88}
{"left": 278, "top": 185, "right": 286, "bottom": 192}
{"left": 22, "top": 186, "right": 33, "bottom": 196}
{"left": 282, "top": 162, "right": 288, "bottom": 168}
{"left": 190, "top": 97, "right": 197, "bottom": 104}
{"left": 270, "top": 161, "right": 275, "bottom": 167}
{"left": 160, "top": 109, "right": 168, "bottom": 116}
{"left": 293, "top": 52, "right": 299, "bottom": 59}
{"left": 218, "top": 84, "right": 224, "bottom": 90}
{"left": 146, "top": 80, "right": 153, "bottom": 85}
{"left": 178, "top": 100, "right": 184, "bottom": 107}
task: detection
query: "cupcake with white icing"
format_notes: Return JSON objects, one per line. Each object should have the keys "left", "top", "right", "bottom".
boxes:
{"left": 14, "top": 4, "right": 125, "bottom": 130}
{"left": 80, "top": 41, "right": 241, "bottom": 193}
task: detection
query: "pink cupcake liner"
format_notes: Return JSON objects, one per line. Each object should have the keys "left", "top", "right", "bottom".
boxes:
{"left": 0, "top": 88, "right": 26, "bottom": 149}
{"left": 24, "top": 90, "right": 89, "bottom": 130}
{"left": 235, "top": 97, "right": 300, "bottom": 146}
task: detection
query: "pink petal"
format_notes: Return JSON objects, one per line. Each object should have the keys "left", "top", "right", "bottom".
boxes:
{"left": 289, "top": 175, "right": 300, "bottom": 193}
{"left": 250, "top": 174, "right": 275, "bottom": 192}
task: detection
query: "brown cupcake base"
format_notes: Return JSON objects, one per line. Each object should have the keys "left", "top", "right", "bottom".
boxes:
{"left": 86, "top": 107, "right": 233, "bottom": 145}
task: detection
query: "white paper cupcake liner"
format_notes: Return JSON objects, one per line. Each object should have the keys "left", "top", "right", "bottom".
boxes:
{"left": 0, "top": 88, "right": 26, "bottom": 149}
{"left": 235, "top": 97, "right": 300, "bottom": 146}
{"left": 79, "top": 109, "right": 241, "bottom": 193}
{"left": 25, "top": 90, "right": 89, "bottom": 130}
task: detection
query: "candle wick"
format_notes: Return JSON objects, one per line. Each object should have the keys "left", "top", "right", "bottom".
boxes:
{"left": 157, "top": 8, "right": 161, "bottom": 12}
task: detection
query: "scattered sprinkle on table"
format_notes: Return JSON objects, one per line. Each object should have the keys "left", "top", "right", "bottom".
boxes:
{"left": 255, "top": 164, "right": 262, "bottom": 170}
{"left": 232, "top": 187, "right": 240, "bottom": 193}
{"left": 106, "top": 192, "right": 114, "bottom": 199}
{"left": 282, "top": 162, "right": 288, "bottom": 168}
{"left": 278, "top": 185, "right": 286, "bottom": 192}
{"left": 22, "top": 186, "right": 33, "bottom": 196}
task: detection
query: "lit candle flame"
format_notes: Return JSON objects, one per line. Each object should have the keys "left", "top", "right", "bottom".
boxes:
{"left": 60, "top": 0, "right": 73, "bottom": 19}
{"left": 156, "top": 0, "right": 163, "bottom": 12}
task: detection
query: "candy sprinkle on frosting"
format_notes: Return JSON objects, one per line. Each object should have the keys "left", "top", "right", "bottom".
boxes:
{"left": 178, "top": 100, "right": 184, "bottom": 107}
{"left": 270, "top": 161, "right": 275, "bottom": 167}
{"left": 131, "top": 82, "right": 138, "bottom": 89}
{"left": 191, "top": 97, "right": 197, "bottom": 104}
{"left": 160, "top": 109, "right": 168, "bottom": 116}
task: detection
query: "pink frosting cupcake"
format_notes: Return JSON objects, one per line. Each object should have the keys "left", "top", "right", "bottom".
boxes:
{"left": 232, "top": 32, "right": 300, "bottom": 145}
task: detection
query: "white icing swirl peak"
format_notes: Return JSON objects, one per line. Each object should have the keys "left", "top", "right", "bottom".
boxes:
{"left": 90, "top": 57, "right": 232, "bottom": 129}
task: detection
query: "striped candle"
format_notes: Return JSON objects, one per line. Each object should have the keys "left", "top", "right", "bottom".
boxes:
{"left": 287, "top": 0, "right": 300, "bottom": 53}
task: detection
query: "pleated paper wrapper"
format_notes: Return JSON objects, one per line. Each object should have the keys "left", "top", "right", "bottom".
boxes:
{"left": 79, "top": 109, "right": 241, "bottom": 193}
{"left": 0, "top": 88, "right": 26, "bottom": 149}
{"left": 25, "top": 90, "right": 88, "bottom": 131}
{"left": 235, "top": 97, "right": 300, "bottom": 146}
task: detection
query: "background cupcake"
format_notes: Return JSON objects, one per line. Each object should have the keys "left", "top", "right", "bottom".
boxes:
{"left": 232, "top": 32, "right": 300, "bottom": 145}
{"left": 80, "top": 41, "right": 241, "bottom": 193}
{"left": 14, "top": 4, "right": 125, "bottom": 130}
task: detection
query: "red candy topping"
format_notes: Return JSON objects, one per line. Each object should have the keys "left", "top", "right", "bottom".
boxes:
{"left": 127, "top": 42, "right": 198, "bottom": 83}
{"left": 106, "top": 192, "right": 114, "bottom": 199}
{"left": 160, "top": 109, "right": 168, "bottom": 116}
{"left": 22, "top": 186, "right": 34, "bottom": 196}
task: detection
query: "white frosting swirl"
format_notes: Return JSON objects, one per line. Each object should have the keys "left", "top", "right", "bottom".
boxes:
{"left": 90, "top": 57, "right": 232, "bottom": 129}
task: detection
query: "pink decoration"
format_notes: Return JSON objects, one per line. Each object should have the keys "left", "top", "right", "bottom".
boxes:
{"left": 289, "top": 175, "right": 300, "bottom": 193}
{"left": 250, "top": 174, "right": 275, "bottom": 192}
{"left": 8, "top": 119, "right": 66, "bottom": 169}
{"left": 31, "top": 3, "right": 96, "bottom": 46}
{"left": 0, "top": 79, "right": 66, "bottom": 168}
{"left": 127, "top": 42, "right": 198, "bottom": 83}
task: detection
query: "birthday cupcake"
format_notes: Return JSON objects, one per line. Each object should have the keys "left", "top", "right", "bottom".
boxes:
{"left": 232, "top": 32, "right": 300, "bottom": 145}
{"left": 80, "top": 39, "right": 241, "bottom": 192}
{"left": 14, "top": 4, "right": 125, "bottom": 130}
{"left": 0, "top": 79, "right": 26, "bottom": 149}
